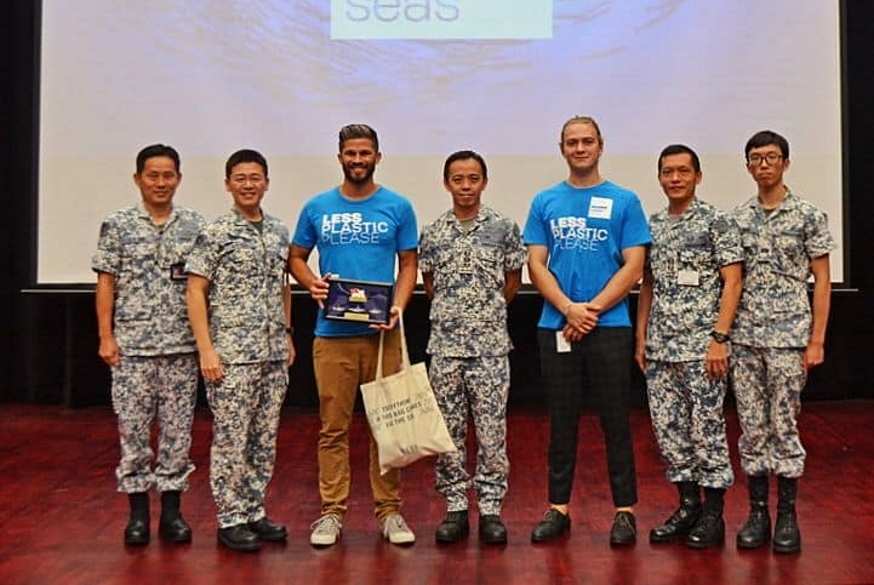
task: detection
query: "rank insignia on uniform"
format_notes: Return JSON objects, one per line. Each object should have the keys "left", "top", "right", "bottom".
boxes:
{"left": 325, "top": 277, "right": 393, "bottom": 325}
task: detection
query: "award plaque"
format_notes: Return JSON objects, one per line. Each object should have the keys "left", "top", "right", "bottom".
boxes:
{"left": 325, "top": 278, "right": 394, "bottom": 325}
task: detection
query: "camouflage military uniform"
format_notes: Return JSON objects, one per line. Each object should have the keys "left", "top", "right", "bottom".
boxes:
{"left": 419, "top": 205, "right": 526, "bottom": 515}
{"left": 186, "top": 208, "right": 290, "bottom": 528}
{"left": 643, "top": 198, "right": 742, "bottom": 489}
{"left": 730, "top": 191, "right": 834, "bottom": 477}
{"left": 92, "top": 203, "right": 205, "bottom": 493}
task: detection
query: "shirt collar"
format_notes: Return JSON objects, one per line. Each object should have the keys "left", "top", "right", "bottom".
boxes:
{"left": 750, "top": 188, "right": 797, "bottom": 214}
{"left": 137, "top": 202, "right": 177, "bottom": 226}
{"left": 230, "top": 206, "right": 267, "bottom": 224}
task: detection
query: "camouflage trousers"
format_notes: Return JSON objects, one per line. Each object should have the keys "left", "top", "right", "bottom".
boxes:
{"left": 111, "top": 353, "right": 198, "bottom": 493}
{"left": 205, "top": 360, "right": 288, "bottom": 528}
{"left": 429, "top": 355, "right": 510, "bottom": 516}
{"left": 646, "top": 360, "right": 734, "bottom": 488}
{"left": 731, "top": 344, "right": 806, "bottom": 478}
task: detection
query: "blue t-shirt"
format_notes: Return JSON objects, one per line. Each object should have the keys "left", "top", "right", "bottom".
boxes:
{"left": 523, "top": 180, "right": 651, "bottom": 329}
{"left": 292, "top": 186, "right": 418, "bottom": 337}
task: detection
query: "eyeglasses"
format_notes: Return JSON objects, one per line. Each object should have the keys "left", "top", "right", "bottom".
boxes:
{"left": 747, "top": 153, "right": 783, "bottom": 165}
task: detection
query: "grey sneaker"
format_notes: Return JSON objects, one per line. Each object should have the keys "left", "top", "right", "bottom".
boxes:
{"left": 381, "top": 513, "right": 416, "bottom": 545}
{"left": 310, "top": 514, "right": 342, "bottom": 547}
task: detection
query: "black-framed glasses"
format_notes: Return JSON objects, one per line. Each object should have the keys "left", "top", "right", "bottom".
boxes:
{"left": 747, "top": 153, "right": 783, "bottom": 165}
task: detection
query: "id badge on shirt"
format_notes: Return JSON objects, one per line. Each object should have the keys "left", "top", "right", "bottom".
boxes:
{"left": 677, "top": 269, "right": 699, "bottom": 286}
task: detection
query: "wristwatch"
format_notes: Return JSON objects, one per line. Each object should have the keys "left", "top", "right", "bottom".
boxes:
{"left": 710, "top": 330, "right": 730, "bottom": 344}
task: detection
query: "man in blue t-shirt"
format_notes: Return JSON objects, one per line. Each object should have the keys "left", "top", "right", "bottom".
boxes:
{"left": 523, "top": 116, "right": 651, "bottom": 546}
{"left": 289, "top": 124, "right": 419, "bottom": 548}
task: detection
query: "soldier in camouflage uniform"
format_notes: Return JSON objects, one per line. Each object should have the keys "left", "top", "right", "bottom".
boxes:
{"left": 92, "top": 144, "right": 204, "bottom": 546}
{"left": 635, "top": 144, "right": 743, "bottom": 549}
{"left": 730, "top": 131, "right": 834, "bottom": 554}
{"left": 186, "top": 149, "right": 295, "bottom": 552}
{"left": 419, "top": 150, "right": 526, "bottom": 545}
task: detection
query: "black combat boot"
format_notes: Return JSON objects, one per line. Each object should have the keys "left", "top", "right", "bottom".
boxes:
{"left": 686, "top": 487, "right": 725, "bottom": 549}
{"left": 479, "top": 515, "right": 508, "bottom": 545}
{"left": 435, "top": 510, "right": 470, "bottom": 543}
{"left": 773, "top": 476, "right": 801, "bottom": 554}
{"left": 158, "top": 490, "right": 192, "bottom": 543}
{"left": 736, "top": 475, "right": 770, "bottom": 549}
{"left": 124, "top": 492, "right": 150, "bottom": 546}
{"left": 649, "top": 481, "right": 701, "bottom": 543}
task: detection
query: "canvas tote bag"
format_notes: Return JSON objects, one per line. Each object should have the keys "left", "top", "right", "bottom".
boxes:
{"left": 360, "top": 312, "right": 456, "bottom": 474}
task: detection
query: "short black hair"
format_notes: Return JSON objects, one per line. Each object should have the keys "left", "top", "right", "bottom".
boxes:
{"left": 338, "top": 124, "right": 379, "bottom": 152}
{"left": 745, "top": 130, "right": 790, "bottom": 161}
{"left": 443, "top": 150, "right": 488, "bottom": 182}
{"left": 658, "top": 144, "right": 701, "bottom": 173}
{"left": 136, "top": 144, "right": 180, "bottom": 174}
{"left": 225, "top": 149, "right": 268, "bottom": 179}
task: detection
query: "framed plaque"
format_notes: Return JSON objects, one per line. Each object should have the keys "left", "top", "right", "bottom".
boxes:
{"left": 324, "top": 278, "right": 394, "bottom": 325}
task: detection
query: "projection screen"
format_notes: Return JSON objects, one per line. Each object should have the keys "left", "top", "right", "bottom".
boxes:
{"left": 38, "top": 0, "right": 844, "bottom": 284}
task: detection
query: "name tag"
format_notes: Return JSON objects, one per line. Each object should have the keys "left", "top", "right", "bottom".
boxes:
{"left": 556, "top": 330, "right": 572, "bottom": 353}
{"left": 588, "top": 197, "right": 613, "bottom": 220}
{"left": 677, "top": 269, "right": 700, "bottom": 286}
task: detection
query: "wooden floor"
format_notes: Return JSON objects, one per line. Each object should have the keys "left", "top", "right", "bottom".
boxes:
{"left": 2, "top": 401, "right": 874, "bottom": 585}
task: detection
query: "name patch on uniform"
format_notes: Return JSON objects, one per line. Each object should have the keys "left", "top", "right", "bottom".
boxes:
{"left": 677, "top": 269, "right": 700, "bottom": 286}
{"left": 588, "top": 197, "right": 613, "bottom": 220}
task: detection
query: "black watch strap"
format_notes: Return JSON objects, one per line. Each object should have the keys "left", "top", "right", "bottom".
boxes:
{"left": 710, "top": 330, "right": 730, "bottom": 343}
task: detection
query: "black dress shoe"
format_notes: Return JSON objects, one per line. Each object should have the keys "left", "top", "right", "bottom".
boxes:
{"left": 159, "top": 514, "right": 192, "bottom": 543}
{"left": 248, "top": 517, "right": 288, "bottom": 542}
{"left": 124, "top": 518, "right": 150, "bottom": 546}
{"left": 435, "top": 510, "right": 469, "bottom": 543}
{"left": 217, "top": 525, "right": 260, "bottom": 552}
{"left": 609, "top": 512, "right": 636, "bottom": 546}
{"left": 531, "top": 509, "right": 571, "bottom": 542}
{"left": 479, "top": 515, "right": 508, "bottom": 545}
{"left": 685, "top": 512, "right": 725, "bottom": 549}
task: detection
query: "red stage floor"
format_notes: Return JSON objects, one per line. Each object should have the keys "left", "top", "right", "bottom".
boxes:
{"left": 1, "top": 401, "right": 873, "bottom": 585}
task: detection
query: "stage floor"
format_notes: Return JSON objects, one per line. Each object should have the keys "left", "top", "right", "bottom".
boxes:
{"left": 2, "top": 401, "right": 873, "bottom": 585}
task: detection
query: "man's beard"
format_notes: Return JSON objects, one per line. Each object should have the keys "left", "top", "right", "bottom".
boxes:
{"left": 342, "top": 162, "right": 375, "bottom": 184}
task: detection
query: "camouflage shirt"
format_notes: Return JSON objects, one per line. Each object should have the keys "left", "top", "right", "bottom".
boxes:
{"left": 186, "top": 208, "right": 289, "bottom": 364}
{"left": 644, "top": 198, "right": 743, "bottom": 362}
{"left": 92, "top": 204, "right": 205, "bottom": 356}
{"left": 419, "top": 205, "right": 527, "bottom": 357}
{"left": 731, "top": 191, "right": 835, "bottom": 348}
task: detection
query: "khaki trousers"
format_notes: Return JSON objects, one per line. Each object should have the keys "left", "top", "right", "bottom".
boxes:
{"left": 312, "top": 327, "right": 403, "bottom": 521}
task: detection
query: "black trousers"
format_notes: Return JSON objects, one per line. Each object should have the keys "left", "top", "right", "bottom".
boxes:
{"left": 538, "top": 327, "right": 638, "bottom": 508}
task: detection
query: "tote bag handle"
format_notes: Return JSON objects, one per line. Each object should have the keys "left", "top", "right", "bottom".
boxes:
{"left": 374, "top": 309, "right": 411, "bottom": 381}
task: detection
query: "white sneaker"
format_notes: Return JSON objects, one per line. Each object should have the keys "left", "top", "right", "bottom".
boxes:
{"left": 382, "top": 513, "right": 416, "bottom": 545}
{"left": 310, "top": 514, "right": 342, "bottom": 547}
